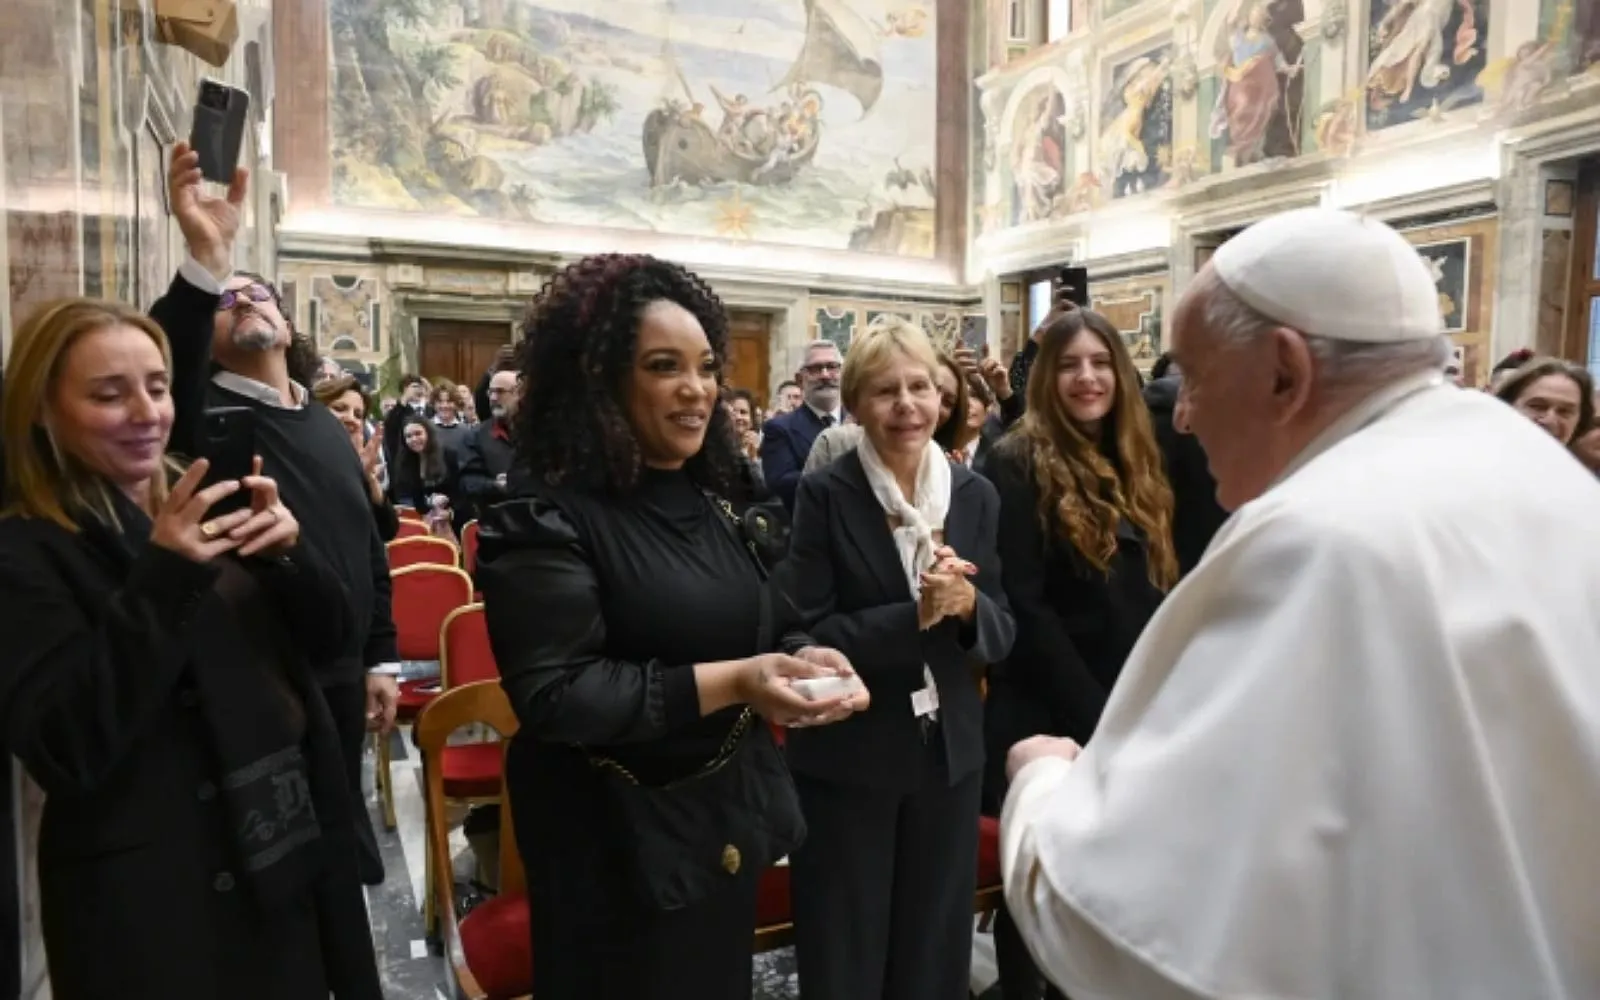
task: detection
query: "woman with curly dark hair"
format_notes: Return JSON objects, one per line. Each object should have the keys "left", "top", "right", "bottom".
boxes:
{"left": 982, "top": 305, "right": 1177, "bottom": 1000}
{"left": 477, "top": 253, "right": 869, "bottom": 1000}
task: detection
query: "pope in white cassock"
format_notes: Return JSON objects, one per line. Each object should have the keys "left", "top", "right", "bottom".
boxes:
{"left": 1000, "top": 208, "right": 1600, "bottom": 1000}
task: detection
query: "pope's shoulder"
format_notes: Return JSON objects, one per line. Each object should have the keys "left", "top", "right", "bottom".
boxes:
{"left": 1221, "top": 385, "right": 1600, "bottom": 559}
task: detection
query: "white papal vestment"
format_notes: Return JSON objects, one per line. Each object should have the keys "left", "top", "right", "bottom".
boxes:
{"left": 1001, "top": 373, "right": 1600, "bottom": 1000}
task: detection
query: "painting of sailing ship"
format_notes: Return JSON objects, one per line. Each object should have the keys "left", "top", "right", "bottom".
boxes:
{"left": 328, "top": 0, "right": 938, "bottom": 257}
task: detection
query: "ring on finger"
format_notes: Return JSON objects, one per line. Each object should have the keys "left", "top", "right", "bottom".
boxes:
{"left": 200, "top": 521, "right": 219, "bottom": 539}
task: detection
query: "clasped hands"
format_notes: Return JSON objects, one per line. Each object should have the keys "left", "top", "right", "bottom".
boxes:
{"left": 918, "top": 545, "right": 978, "bottom": 631}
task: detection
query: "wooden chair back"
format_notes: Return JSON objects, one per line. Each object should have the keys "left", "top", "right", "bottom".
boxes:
{"left": 417, "top": 682, "right": 524, "bottom": 998}
{"left": 388, "top": 535, "right": 459, "bottom": 568}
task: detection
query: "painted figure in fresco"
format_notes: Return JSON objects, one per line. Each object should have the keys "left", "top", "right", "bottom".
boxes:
{"left": 1099, "top": 55, "right": 1173, "bottom": 198}
{"left": 1210, "top": 0, "right": 1305, "bottom": 166}
{"left": 1008, "top": 87, "right": 1067, "bottom": 224}
{"left": 1571, "top": 0, "right": 1600, "bottom": 71}
{"left": 1367, "top": 0, "right": 1479, "bottom": 108}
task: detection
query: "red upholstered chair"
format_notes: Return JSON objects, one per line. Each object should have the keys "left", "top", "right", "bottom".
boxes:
{"left": 418, "top": 682, "right": 531, "bottom": 1000}
{"left": 438, "top": 605, "right": 503, "bottom": 798}
{"left": 974, "top": 815, "right": 1004, "bottom": 929}
{"left": 397, "top": 505, "right": 425, "bottom": 522}
{"left": 461, "top": 519, "right": 480, "bottom": 577}
{"left": 375, "top": 565, "right": 473, "bottom": 831}
{"left": 388, "top": 535, "right": 459, "bottom": 568}
{"left": 395, "top": 518, "right": 429, "bottom": 538}
{"left": 754, "top": 864, "right": 794, "bottom": 952}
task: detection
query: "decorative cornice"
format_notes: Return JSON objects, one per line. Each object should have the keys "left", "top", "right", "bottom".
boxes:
{"left": 1085, "top": 247, "right": 1170, "bottom": 281}
{"left": 1339, "top": 177, "right": 1497, "bottom": 225}
{"left": 280, "top": 228, "right": 977, "bottom": 303}
{"left": 1501, "top": 99, "right": 1600, "bottom": 164}
{"left": 1173, "top": 179, "right": 1326, "bottom": 236}
{"left": 389, "top": 290, "right": 522, "bottom": 325}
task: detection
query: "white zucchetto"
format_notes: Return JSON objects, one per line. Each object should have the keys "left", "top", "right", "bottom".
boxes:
{"left": 1211, "top": 208, "right": 1444, "bottom": 343}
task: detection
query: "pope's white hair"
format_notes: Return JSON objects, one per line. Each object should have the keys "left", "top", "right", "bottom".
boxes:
{"left": 1190, "top": 268, "right": 1452, "bottom": 393}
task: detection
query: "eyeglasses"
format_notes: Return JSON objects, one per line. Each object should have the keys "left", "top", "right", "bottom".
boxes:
{"left": 802, "top": 361, "right": 842, "bottom": 376}
{"left": 217, "top": 282, "right": 277, "bottom": 312}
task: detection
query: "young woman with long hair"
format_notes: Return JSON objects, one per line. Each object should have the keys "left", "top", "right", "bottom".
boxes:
{"left": 984, "top": 305, "right": 1177, "bottom": 1000}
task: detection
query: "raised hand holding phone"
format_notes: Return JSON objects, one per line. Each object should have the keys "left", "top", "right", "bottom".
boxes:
{"left": 168, "top": 139, "right": 247, "bottom": 280}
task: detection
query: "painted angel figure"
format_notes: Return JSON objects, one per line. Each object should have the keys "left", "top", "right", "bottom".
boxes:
{"left": 1367, "top": 0, "right": 1476, "bottom": 107}
{"left": 1009, "top": 90, "right": 1064, "bottom": 223}
{"left": 1209, "top": 0, "right": 1303, "bottom": 166}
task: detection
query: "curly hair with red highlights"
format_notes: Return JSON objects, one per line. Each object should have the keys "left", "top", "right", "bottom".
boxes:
{"left": 514, "top": 253, "right": 745, "bottom": 495}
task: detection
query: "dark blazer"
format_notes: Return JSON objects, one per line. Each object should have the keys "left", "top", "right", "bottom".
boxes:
{"left": 457, "top": 419, "right": 517, "bottom": 511}
{"left": 1143, "top": 376, "right": 1227, "bottom": 574}
{"left": 0, "top": 516, "right": 379, "bottom": 1000}
{"left": 760, "top": 405, "right": 833, "bottom": 508}
{"left": 780, "top": 453, "right": 1015, "bottom": 790}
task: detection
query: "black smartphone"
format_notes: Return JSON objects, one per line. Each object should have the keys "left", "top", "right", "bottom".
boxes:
{"left": 199, "top": 407, "right": 256, "bottom": 517}
{"left": 189, "top": 78, "right": 250, "bottom": 184}
{"left": 1056, "top": 265, "right": 1090, "bottom": 308}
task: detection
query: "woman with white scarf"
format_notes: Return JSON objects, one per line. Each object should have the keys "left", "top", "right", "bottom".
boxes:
{"left": 781, "top": 317, "right": 1016, "bottom": 1000}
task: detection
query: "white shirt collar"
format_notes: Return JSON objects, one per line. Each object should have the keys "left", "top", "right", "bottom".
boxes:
{"left": 807, "top": 402, "right": 841, "bottom": 425}
{"left": 212, "top": 370, "right": 309, "bottom": 410}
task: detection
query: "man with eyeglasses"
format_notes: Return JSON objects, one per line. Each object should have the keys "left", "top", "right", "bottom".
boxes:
{"left": 760, "top": 339, "right": 845, "bottom": 508}
{"left": 147, "top": 142, "right": 400, "bottom": 888}
{"left": 459, "top": 366, "right": 522, "bottom": 516}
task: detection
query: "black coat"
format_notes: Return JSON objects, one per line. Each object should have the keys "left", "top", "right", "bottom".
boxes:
{"left": 984, "top": 446, "right": 1167, "bottom": 753}
{"left": 457, "top": 419, "right": 517, "bottom": 511}
{"left": 0, "top": 514, "right": 381, "bottom": 1000}
{"left": 780, "top": 452, "right": 1015, "bottom": 790}
{"left": 1143, "top": 376, "right": 1228, "bottom": 574}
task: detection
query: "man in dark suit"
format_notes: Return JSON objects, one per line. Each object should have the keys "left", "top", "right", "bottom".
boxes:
{"left": 1143, "top": 354, "right": 1227, "bottom": 575}
{"left": 760, "top": 338, "right": 844, "bottom": 507}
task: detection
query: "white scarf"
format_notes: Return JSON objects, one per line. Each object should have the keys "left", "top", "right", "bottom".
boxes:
{"left": 856, "top": 436, "right": 951, "bottom": 597}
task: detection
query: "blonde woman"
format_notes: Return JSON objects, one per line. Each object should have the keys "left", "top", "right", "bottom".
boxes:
{"left": 782, "top": 316, "right": 1015, "bottom": 1000}
{"left": 0, "top": 299, "right": 380, "bottom": 1000}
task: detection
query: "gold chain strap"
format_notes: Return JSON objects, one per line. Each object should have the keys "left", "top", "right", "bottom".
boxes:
{"left": 585, "top": 494, "right": 763, "bottom": 788}
{"left": 585, "top": 707, "right": 755, "bottom": 789}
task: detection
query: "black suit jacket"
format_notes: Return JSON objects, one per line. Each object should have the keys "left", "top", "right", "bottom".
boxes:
{"left": 780, "top": 452, "right": 1015, "bottom": 790}
{"left": 760, "top": 405, "right": 832, "bottom": 508}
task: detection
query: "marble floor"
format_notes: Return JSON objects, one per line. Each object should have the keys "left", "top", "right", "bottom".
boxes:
{"left": 363, "top": 723, "right": 1000, "bottom": 1000}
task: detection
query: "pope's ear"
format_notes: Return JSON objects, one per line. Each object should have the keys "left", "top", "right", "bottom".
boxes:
{"left": 1267, "top": 326, "right": 1316, "bottom": 421}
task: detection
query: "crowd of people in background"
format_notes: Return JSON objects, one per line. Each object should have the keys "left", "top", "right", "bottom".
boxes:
{"left": 2, "top": 143, "right": 1598, "bottom": 1000}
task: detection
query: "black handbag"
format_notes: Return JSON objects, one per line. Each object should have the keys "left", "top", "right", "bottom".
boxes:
{"left": 580, "top": 493, "right": 805, "bottom": 911}
{"left": 722, "top": 495, "right": 790, "bottom": 572}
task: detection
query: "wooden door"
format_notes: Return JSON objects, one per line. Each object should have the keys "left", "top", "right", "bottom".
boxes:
{"left": 1565, "top": 161, "right": 1600, "bottom": 365}
{"left": 418, "top": 318, "right": 511, "bottom": 388}
{"left": 725, "top": 310, "right": 772, "bottom": 407}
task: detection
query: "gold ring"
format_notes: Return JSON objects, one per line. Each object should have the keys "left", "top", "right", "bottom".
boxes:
{"left": 200, "top": 521, "right": 218, "bottom": 539}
